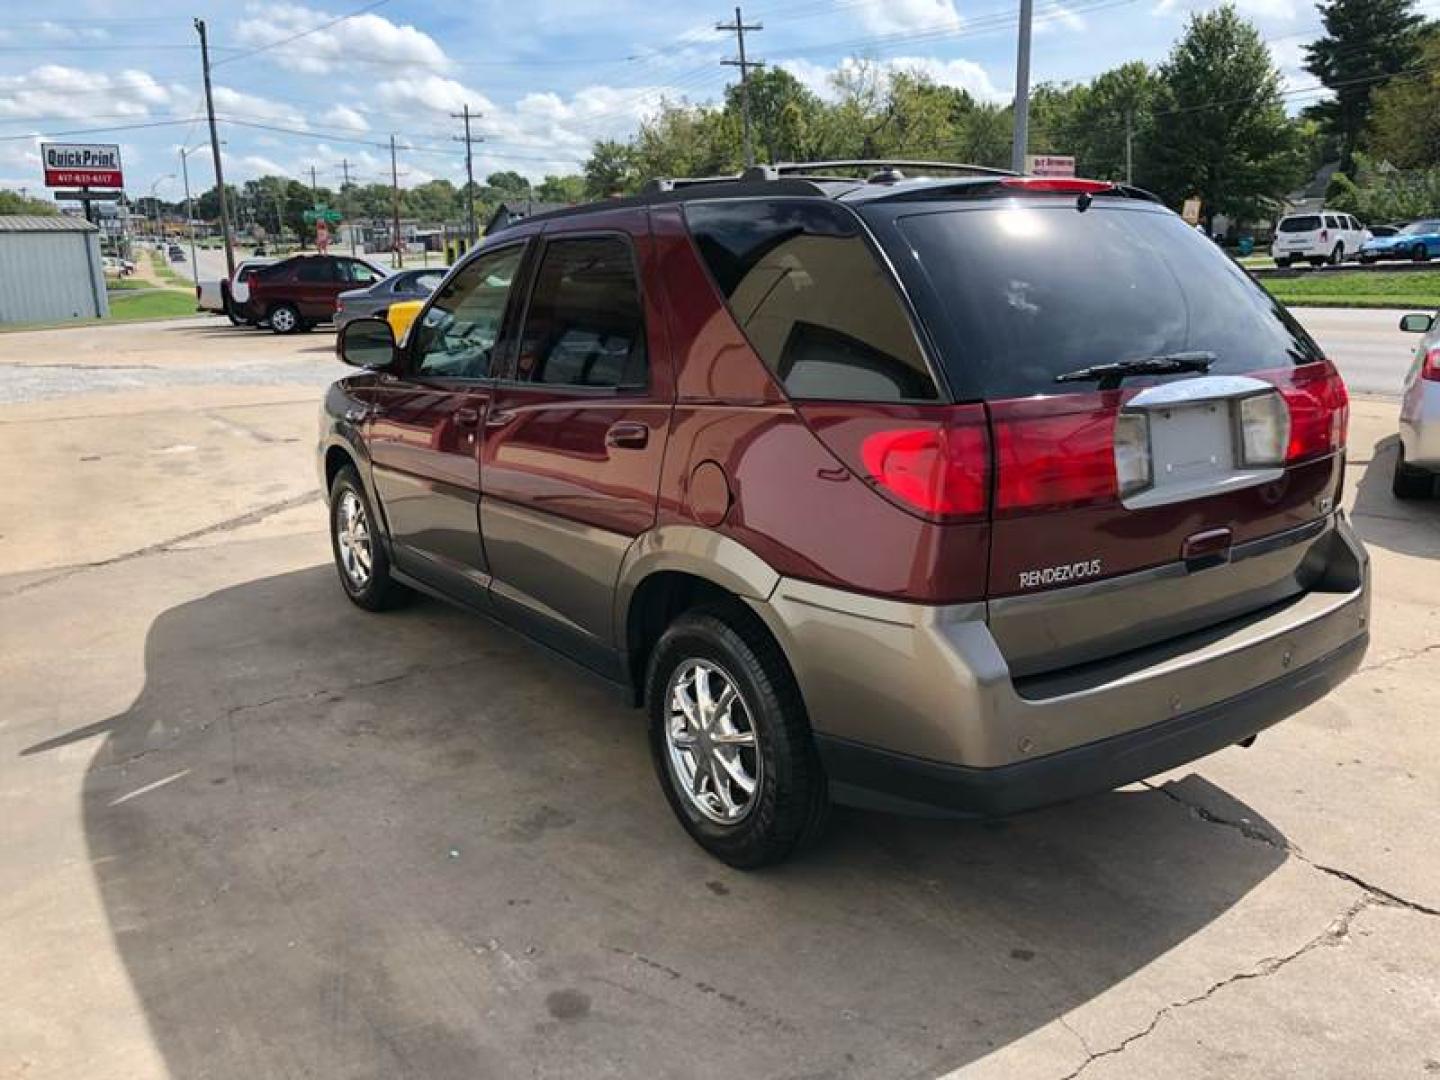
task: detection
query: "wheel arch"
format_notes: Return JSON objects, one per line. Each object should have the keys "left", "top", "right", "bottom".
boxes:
{"left": 616, "top": 527, "right": 784, "bottom": 705}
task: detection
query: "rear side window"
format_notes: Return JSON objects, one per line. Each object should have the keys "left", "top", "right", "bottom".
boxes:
{"left": 296, "top": 259, "right": 334, "bottom": 283}
{"left": 516, "top": 236, "right": 646, "bottom": 389}
{"left": 685, "top": 199, "right": 938, "bottom": 402}
{"left": 889, "top": 203, "right": 1324, "bottom": 400}
{"left": 1279, "top": 216, "right": 1320, "bottom": 232}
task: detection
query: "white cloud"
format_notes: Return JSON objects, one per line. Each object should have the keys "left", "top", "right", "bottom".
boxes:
{"left": 1153, "top": 0, "right": 1299, "bottom": 19}
{"left": 781, "top": 55, "right": 1008, "bottom": 105}
{"left": 323, "top": 105, "right": 370, "bottom": 132}
{"left": 0, "top": 65, "right": 180, "bottom": 122}
{"left": 234, "top": 1, "right": 451, "bottom": 75}
{"left": 855, "top": 0, "right": 963, "bottom": 36}
{"left": 1034, "top": 2, "right": 1087, "bottom": 34}
{"left": 212, "top": 85, "right": 307, "bottom": 128}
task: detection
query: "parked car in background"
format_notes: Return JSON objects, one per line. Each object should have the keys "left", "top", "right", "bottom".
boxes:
{"left": 320, "top": 166, "right": 1368, "bottom": 866}
{"left": 1359, "top": 219, "right": 1440, "bottom": 264}
{"left": 1271, "top": 210, "right": 1369, "bottom": 267}
{"left": 385, "top": 299, "right": 424, "bottom": 344}
{"left": 1368, "top": 223, "right": 1403, "bottom": 239}
{"left": 102, "top": 256, "right": 135, "bottom": 277}
{"left": 335, "top": 267, "right": 446, "bottom": 331}
{"left": 168, "top": 244, "right": 185, "bottom": 263}
{"left": 196, "top": 256, "right": 276, "bottom": 323}
{"left": 240, "top": 254, "right": 388, "bottom": 333}
{"left": 1394, "top": 309, "right": 1440, "bottom": 499}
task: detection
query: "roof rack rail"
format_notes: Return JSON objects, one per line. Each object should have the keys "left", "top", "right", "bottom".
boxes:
{"left": 743, "top": 159, "right": 1019, "bottom": 181}
{"left": 639, "top": 175, "right": 744, "bottom": 194}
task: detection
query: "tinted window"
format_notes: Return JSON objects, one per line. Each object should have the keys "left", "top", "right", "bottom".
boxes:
{"left": 891, "top": 203, "right": 1323, "bottom": 399}
{"left": 344, "top": 261, "right": 381, "bottom": 284}
{"left": 412, "top": 245, "right": 525, "bottom": 379}
{"left": 1278, "top": 216, "right": 1320, "bottom": 232}
{"left": 685, "top": 200, "right": 937, "bottom": 401}
{"left": 296, "top": 259, "right": 334, "bottom": 283}
{"left": 516, "top": 237, "right": 646, "bottom": 388}
{"left": 1402, "top": 220, "right": 1440, "bottom": 235}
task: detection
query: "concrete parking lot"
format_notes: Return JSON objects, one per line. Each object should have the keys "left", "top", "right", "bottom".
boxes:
{"left": 1, "top": 312, "right": 1437, "bottom": 1079}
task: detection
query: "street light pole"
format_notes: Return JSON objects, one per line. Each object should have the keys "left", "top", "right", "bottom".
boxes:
{"left": 149, "top": 175, "right": 173, "bottom": 246}
{"left": 1010, "top": 0, "right": 1034, "bottom": 175}
{"left": 179, "top": 147, "right": 200, "bottom": 288}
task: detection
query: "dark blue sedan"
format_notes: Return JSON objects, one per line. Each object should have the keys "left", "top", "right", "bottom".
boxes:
{"left": 1359, "top": 219, "right": 1440, "bottom": 263}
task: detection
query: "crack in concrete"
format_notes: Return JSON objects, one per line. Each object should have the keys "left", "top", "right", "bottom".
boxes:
{"left": 1056, "top": 896, "right": 1375, "bottom": 1080}
{"left": 1357, "top": 641, "right": 1440, "bottom": 675}
{"left": 1144, "top": 781, "right": 1440, "bottom": 917}
{"left": 4, "top": 492, "right": 318, "bottom": 598}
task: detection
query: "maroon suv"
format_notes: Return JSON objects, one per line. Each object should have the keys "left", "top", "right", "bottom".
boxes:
{"left": 318, "top": 162, "right": 1370, "bottom": 867}
{"left": 242, "top": 253, "right": 388, "bottom": 334}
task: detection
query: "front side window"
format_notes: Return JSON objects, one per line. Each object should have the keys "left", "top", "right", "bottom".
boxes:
{"left": 685, "top": 199, "right": 937, "bottom": 402}
{"left": 515, "top": 237, "right": 647, "bottom": 389}
{"left": 412, "top": 245, "right": 525, "bottom": 379}
{"left": 345, "top": 261, "right": 380, "bottom": 285}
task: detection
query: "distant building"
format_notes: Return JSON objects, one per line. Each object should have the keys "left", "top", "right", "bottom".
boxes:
{"left": 485, "top": 200, "right": 569, "bottom": 235}
{"left": 0, "top": 216, "right": 108, "bottom": 324}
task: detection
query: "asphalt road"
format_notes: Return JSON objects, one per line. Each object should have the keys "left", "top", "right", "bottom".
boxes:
{"left": 2, "top": 318, "right": 1438, "bottom": 1079}
{"left": 1293, "top": 306, "right": 1425, "bottom": 397}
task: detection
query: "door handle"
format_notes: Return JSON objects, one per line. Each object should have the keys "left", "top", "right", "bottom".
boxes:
{"left": 455, "top": 406, "right": 480, "bottom": 426}
{"left": 605, "top": 421, "right": 649, "bottom": 449}
{"left": 485, "top": 409, "right": 518, "bottom": 430}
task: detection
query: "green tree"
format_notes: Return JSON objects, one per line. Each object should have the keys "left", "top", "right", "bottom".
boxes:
{"left": 482, "top": 170, "right": 531, "bottom": 201}
{"left": 1328, "top": 152, "right": 1440, "bottom": 221}
{"left": 1304, "top": 0, "right": 1424, "bottom": 167}
{"left": 1032, "top": 62, "right": 1160, "bottom": 182}
{"left": 1144, "top": 6, "right": 1308, "bottom": 230}
{"left": 1367, "top": 28, "right": 1440, "bottom": 168}
{"left": 535, "top": 174, "right": 585, "bottom": 203}
{"left": 0, "top": 189, "right": 58, "bottom": 215}
{"left": 584, "top": 139, "right": 639, "bottom": 197}
{"left": 722, "top": 66, "right": 826, "bottom": 163}
{"left": 406, "top": 178, "right": 459, "bottom": 221}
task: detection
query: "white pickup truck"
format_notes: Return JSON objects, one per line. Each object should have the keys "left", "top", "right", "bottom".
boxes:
{"left": 197, "top": 257, "right": 276, "bottom": 324}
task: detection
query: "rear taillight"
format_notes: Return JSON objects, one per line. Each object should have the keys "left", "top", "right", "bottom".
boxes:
{"left": 1319, "top": 229, "right": 1329, "bottom": 242}
{"left": 336, "top": 300, "right": 345, "bottom": 312}
{"left": 797, "top": 404, "right": 990, "bottom": 522}
{"left": 1422, "top": 347, "right": 1440, "bottom": 382}
{"left": 1273, "top": 362, "right": 1349, "bottom": 462}
{"left": 860, "top": 424, "right": 989, "bottom": 518}
{"left": 991, "top": 397, "right": 1119, "bottom": 515}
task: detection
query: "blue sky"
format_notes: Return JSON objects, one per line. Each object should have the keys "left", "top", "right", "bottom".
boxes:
{"left": 0, "top": 0, "right": 1431, "bottom": 201}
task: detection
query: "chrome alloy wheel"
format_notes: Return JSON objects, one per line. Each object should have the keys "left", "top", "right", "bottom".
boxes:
{"left": 665, "top": 659, "right": 761, "bottom": 824}
{"left": 270, "top": 306, "right": 297, "bottom": 332}
{"left": 336, "top": 490, "right": 373, "bottom": 588}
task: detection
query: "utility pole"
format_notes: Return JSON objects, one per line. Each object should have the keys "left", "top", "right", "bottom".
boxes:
{"left": 179, "top": 147, "right": 199, "bottom": 288}
{"left": 451, "top": 104, "right": 481, "bottom": 248}
{"left": 308, "top": 165, "right": 319, "bottom": 202}
{"left": 1124, "top": 108, "right": 1134, "bottom": 186}
{"left": 194, "top": 18, "right": 235, "bottom": 279}
{"left": 1010, "top": 0, "right": 1034, "bottom": 175}
{"left": 390, "top": 134, "right": 403, "bottom": 269}
{"left": 339, "top": 159, "right": 356, "bottom": 255}
{"left": 717, "top": 6, "right": 764, "bottom": 168}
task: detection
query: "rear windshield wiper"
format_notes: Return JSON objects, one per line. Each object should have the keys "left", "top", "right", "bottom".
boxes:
{"left": 1053, "top": 352, "right": 1216, "bottom": 390}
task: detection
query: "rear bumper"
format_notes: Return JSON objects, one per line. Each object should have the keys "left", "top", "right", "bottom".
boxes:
{"left": 749, "top": 513, "right": 1369, "bottom": 817}
{"left": 815, "top": 632, "right": 1366, "bottom": 817}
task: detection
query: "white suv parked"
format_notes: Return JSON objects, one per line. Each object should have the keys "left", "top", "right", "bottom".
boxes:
{"left": 1271, "top": 211, "right": 1370, "bottom": 267}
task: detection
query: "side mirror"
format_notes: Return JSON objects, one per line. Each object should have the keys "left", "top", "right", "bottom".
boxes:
{"left": 337, "top": 317, "right": 398, "bottom": 369}
{"left": 1399, "top": 313, "right": 1435, "bottom": 334}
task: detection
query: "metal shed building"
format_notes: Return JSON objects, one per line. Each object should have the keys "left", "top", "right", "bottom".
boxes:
{"left": 0, "top": 215, "right": 108, "bottom": 324}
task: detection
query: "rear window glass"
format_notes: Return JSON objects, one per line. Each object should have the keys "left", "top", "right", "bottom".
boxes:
{"left": 892, "top": 203, "right": 1323, "bottom": 400}
{"left": 685, "top": 199, "right": 938, "bottom": 402}
{"left": 1278, "top": 216, "right": 1321, "bottom": 232}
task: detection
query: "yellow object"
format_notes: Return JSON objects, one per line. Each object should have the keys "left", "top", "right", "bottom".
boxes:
{"left": 387, "top": 299, "right": 424, "bottom": 344}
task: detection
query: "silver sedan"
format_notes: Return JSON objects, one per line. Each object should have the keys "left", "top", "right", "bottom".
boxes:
{"left": 1395, "top": 309, "right": 1440, "bottom": 498}
{"left": 335, "top": 267, "right": 447, "bottom": 331}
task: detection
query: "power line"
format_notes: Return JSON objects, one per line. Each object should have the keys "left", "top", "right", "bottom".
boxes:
{"left": 213, "top": 0, "right": 395, "bottom": 68}
{"left": 452, "top": 104, "right": 482, "bottom": 245}
{"left": 717, "top": 6, "right": 764, "bottom": 168}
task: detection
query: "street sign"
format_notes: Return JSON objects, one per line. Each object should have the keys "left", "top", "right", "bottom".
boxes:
{"left": 1182, "top": 197, "right": 1203, "bottom": 226}
{"left": 51, "top": 189, "right": 122, "bottom": 201}
{"left": 303, "top": 205, "right": 343, "bottom": 224}
{"left": 42, "top": 143, "right": 124, "bottom": 188}
{"left": 1025, "top": 154, "right": 1075, "bottom": 178}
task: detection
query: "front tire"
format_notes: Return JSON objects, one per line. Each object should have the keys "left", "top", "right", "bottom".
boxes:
{"left": 269, "top": 301, "right": 301, "bottom": 334}
{"left": 1392, "top": 444, "right": 1433, "bottom": 500}
{"left": 1414, "top": 244, "right": 1432, "bottom": 264}
{"left": 328, "top": 466, "right": 412, "bottom": 610}
{"left": 1274, "top": 256, "right": 1292, "bottom": 268}
{"left": 646, "top": 605, "right": 828, "bottom": 868}
{"left": 1329, "top": 243, "right": 1344, "bottom": 265}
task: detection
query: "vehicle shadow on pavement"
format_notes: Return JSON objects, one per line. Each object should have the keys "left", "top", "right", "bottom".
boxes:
{"left": 27, "top": 566, "right": 1287, "bottom": 1080}
{"left": 1350, "top": 434, "right": 1440, "bottom": 558}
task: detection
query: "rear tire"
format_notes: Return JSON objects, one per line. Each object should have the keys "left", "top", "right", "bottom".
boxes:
{"left": 269, "top": 302, "right": 301, "bottom": 334}
{"left": 1415, "top": 244, "right": 1432, "bottom": 264}
{"left": 328, "top": 466, "right": 413, "bottom": 610}
{"left": 1274, "top": 256, "right": 1292, "bottom": 268}
{"left": 1392, "top": 444, "right": 1433, "bottom": 500}
{"left": 1329, "top": 243, "right": 1344, "bottom": 265}
{"left": 646, "top": 604, "right": 828, "bottom": 868}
